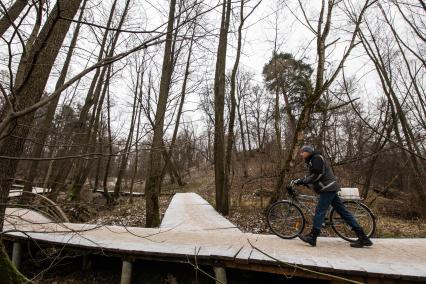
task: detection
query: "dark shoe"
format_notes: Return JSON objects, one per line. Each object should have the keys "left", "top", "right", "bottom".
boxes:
{"left": 299, "top": 228, "right": 320, "bottom": 247}
{"left": 350, "top": 228, "right": 373, "bottom": 248}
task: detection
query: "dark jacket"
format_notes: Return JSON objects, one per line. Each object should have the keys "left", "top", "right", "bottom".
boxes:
{"left": 301, "top": 151, "right": 340, "bottom": 193}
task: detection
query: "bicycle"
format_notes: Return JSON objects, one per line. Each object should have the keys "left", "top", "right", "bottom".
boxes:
{"left": 267, "top": 184, "right": 376, "bottom": 242}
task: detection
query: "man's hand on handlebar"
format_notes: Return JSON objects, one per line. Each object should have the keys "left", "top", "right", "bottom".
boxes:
{"left": 291, "top": 178, "right": 304, "bottom": 186}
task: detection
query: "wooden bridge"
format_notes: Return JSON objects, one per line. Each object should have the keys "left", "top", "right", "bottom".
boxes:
{"left": 3, "top": 193, "right": 426, "bottom": 283}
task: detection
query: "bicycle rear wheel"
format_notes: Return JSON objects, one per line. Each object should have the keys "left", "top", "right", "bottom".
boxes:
{"left": 267, "top": 201, "right": 305, "bottom": 239}
{"left": 330, "top": 200, "right": 376, "bottom": 242}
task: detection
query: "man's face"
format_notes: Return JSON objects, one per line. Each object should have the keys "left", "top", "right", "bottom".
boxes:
{"left": 300, "top": 151, "right": 311, "bottom": 159}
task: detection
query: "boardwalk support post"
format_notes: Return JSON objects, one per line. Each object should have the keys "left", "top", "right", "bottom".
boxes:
{"left": 213, "top": 266, "right": 227, "bottom": 284}
{"left": 120, "top": 259, "right": 133, "bottom": 284}
{"left": 82, "top": 254, "right": 91, "bottom": 271}
{"left": 12, "top": 242, "right": 22, "bottom": 269}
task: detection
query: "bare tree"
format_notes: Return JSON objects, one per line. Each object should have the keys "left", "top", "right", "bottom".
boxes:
{"left": 236, "top": 72, "right": 250, "bottom": 177}
{"left": 225, "top": 0, "right": 248, "bottom": 205}
{"left": 145, "top": 0, "right": 177, "bottom": 227}
{"left": 213, "top": 0, "right": 232, "bottom": 215}
{"left": 0, "top": 0, "right": 84, "bottom": 280}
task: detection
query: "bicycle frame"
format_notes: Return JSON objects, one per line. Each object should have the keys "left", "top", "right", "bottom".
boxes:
{"left": 284, "top": 186, "right": 368, "bottom": 227}
{"left": 289, "top": 194, "right": 315, "bottom": 214}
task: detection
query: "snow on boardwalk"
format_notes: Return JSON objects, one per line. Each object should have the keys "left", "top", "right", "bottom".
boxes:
{"left": 160, "top": 192, "right": 240, "bottom": 232}
{"left": 8, "top": 185, "right": 51, "bottom": 197}
{"left": 3, "top": 193, "right": 426, "bottom": 282}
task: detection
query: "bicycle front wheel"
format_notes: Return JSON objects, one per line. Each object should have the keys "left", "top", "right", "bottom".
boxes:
{"left": 267, "top": 201, "right": 305, "bottom": 239}
{"left": 330, "top": 200, "right": 376, "bottom": 242}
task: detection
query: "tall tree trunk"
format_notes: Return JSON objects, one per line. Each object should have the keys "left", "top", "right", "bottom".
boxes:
{"left": 273, "top": 76, "right": 282, "bottom": 163}
{"left": 237, "top": 89, "right": 248, "bottom": 177}
{"left": 145, "top": 0, "right": 176, "bottom": 227}
{"left": 225, "top": 0, "right": 245, "bottom": 196}
{"left": 167, "top": 162, "right": 176, "bottom": 184}
{"left": 161, "top": 145, "right": 185, "bottom": 186}
{"left": 171, "top": 159, "right": 185, "bottom": 186}
{"left": 316, "top": 105, "right": 328, "bottom": 152}
{"left": 23, "top": 0, "right": 87, "bottom": 194}
{"left": 160, "top": 23, "right": 196, "bottom": 185}
{"left": 94, "top": 120, "right": 104, "bottom": 192}
{"left": 114, "top": 69, "right": 139, "bottom": 198}
{"left": 102, "top": 85, "right": 113, "bottom": 203}
{"left": 130, "top": 92, "right": 143, "bottom": 204}
{"left": 281, "top": 86, "right": 297, "bottom": 149}
{"left": 272, "top": 11, "right": 282, "bottom": 164}
{"left": 243, "top": 97, "right": 252, "bottom": 152}
{"left": 13, "top": 0, "right": 44, "bottom": 92}
{"left": 213, "top": 0, "right": 232, "bottom": 215}
{"left": 0, "top": 0, "right": 28, "bottom": 37}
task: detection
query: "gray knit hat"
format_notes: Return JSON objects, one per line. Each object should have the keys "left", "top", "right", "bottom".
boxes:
{"left": 300, "top": 145, "right": 314, "bottom": 154}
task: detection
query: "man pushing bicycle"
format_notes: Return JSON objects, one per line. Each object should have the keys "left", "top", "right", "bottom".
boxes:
{"left": 291, "top": 146, "right": 373, "bottom": 248}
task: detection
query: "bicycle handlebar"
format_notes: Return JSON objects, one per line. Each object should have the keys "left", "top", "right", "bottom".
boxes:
{"left": 286, "top": 185, "right": 297, "bottom": 198}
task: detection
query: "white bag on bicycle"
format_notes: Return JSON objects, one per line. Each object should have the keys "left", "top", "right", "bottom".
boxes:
{"left": 338, "top": 188, "right": 361, "bottom": 200}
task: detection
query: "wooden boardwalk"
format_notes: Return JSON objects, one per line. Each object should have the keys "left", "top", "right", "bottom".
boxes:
{"left": 3, "top": 193, "right": 426, "bottom": 283}
{"left": 8, "top": 185, "right": 52, "bottom": 197}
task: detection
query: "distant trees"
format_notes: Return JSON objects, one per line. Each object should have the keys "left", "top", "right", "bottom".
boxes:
{"left": 263, "top": 52, "right": 313, "bottom": 148}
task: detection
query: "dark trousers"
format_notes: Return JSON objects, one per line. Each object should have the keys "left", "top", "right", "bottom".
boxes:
{"left": 313, "top": 191, "right": 361, "bottom": 231}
